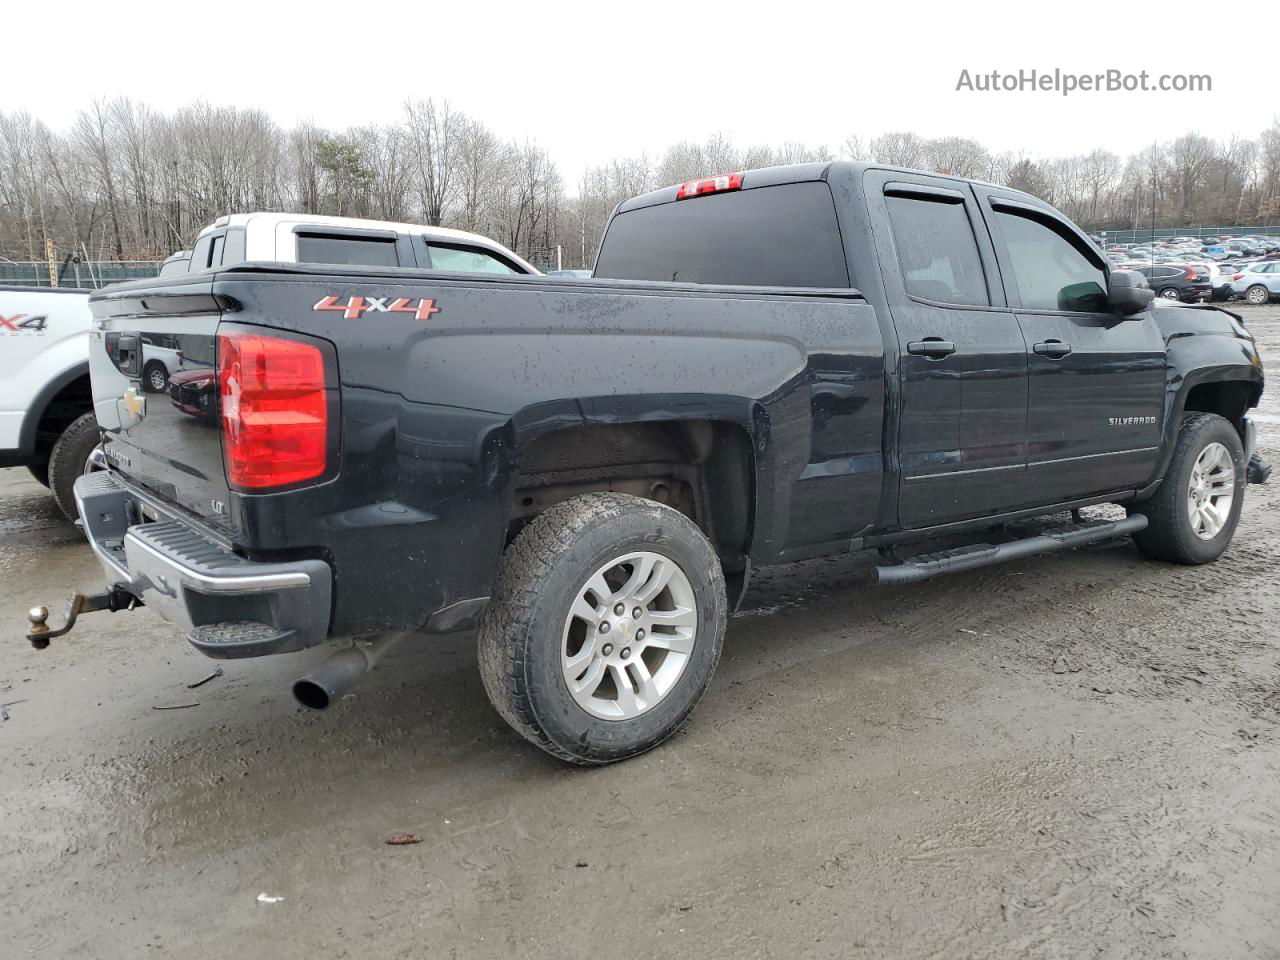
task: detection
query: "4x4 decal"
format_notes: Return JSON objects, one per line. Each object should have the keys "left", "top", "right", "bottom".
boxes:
{"left": 313, "top": 295, "right": 441, "bottom": 321}
{"left": 0, "top": 313, "right": 48, "bottom": 333}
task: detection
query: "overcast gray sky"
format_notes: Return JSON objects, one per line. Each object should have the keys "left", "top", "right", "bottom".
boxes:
{"left": 5, "top": 0, "right": 1270, "bottom": 187}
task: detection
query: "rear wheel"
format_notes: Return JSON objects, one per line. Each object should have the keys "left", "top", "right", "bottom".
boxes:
{"left": 47, "top": 413, "right": 101, "bottom": 523}
{"left": 477, "top": 492, "right": 727, "bottom": 765}
{"left": 1159, "top": 287, "right": 1181, "bottom": 301}
{"left": 1130, "top": 412, "right": 1245, "bottom": 564}
{"left": 1245, "top": 284, "right": 1270, "bottom": 306}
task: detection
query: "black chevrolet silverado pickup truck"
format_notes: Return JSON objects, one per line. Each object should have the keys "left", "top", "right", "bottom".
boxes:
{"left": 31, "top": 162, "right": 1265, "bottom": 764}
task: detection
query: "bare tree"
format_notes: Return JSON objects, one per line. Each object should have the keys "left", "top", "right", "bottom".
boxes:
{"left": 404, "top": 98, "right": 460, "bottom": 226}
{"left": 1167, "top": 133, "right": 1216, "bottom": 222}
{"left": 5, "top": 98, "right": 1280, "bottom": 267}
{"left": 454, "top": 118, "right": 504, "bottom": 232}
{"left": 72, "top": 101, "right": 125, "bottom": 258}
{"left": 925, "top": 136, "right": 989, "bottom": 178}
{"left": 870, "top": 131, "right": 927, "bottom": 168}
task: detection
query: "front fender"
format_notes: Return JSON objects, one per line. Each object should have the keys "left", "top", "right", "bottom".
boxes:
{"left": 1144, "top": 311, "right": 1263, "bottom": 491}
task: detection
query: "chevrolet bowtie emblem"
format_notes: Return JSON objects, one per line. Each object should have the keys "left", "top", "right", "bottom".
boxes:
{"left": 122, "top": 385, "right": 146, "bottom": 419}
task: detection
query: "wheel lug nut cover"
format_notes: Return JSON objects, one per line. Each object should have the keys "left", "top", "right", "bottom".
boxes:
{"left": 599, "top": 621, "right": 610, "bottom": 633}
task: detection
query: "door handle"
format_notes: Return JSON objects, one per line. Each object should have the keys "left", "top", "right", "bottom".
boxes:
{"left": 907, "top": 339, "right": 956, "bottom": 359}
{"left": 1033, "top": 339, "right": 1072, "bottom": 358}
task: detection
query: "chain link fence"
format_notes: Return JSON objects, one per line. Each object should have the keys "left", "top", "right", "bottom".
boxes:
{"left": 1095, "top": 225, "right": 1280, "bottom": 245}
{"left": 0, "top": 260, "right": 163, "bottom": 289}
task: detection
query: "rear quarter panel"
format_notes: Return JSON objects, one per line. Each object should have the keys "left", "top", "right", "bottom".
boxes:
{"left": 0, "top": 287, "right": 91, "bottom": 456}
{"left": 213, "top": 269, "right": 886, "bottom": 634}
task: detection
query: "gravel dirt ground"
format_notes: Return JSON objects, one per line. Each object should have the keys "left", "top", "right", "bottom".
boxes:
{"left": 3, "top": 305, "right": 1279, "bottom": 960}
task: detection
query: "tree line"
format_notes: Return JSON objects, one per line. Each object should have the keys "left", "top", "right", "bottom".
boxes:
{"left": 2, "top": 98, "right": 1279, "bottom": 270}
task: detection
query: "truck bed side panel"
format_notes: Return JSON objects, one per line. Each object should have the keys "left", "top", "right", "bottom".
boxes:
{"left": 210, "top": 271, "right": 885, "bottom": 634}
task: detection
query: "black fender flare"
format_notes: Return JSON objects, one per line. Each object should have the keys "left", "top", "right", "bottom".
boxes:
{"left": 1140, "top": 362, "right": 1263, "bottom": 496}
{"left": 489, "top": 392, "right": 769, "bottom": 573}
{"left": 13, "top": 362, "right": 91, "bottom": 462}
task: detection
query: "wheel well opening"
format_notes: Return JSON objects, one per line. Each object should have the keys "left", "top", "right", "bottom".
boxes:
{"left": 33, "top": 374, "right": 92, "bottom": 459}
{"left": 1183, "top": 381, "right": 1255, "bottom": 438}
{"left": 509, "top": 420, "right": 755, "bottom": 567}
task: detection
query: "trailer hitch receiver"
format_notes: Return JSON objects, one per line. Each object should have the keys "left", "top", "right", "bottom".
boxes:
{"left": 26, "top": 587, "right": 141, "bottom": 649}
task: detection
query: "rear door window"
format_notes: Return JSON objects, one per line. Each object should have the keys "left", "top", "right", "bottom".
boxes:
{"left": 425, "top": 244, "right": 519, "bottom": 274}
{"left": 296, "top": 233, "right": 400, "bottom": 267}
{"left": 593, "top": 182, "right": 849, "bottom": 288}
{"left": 884, "top": 192, "right": 989, "bottom": 306}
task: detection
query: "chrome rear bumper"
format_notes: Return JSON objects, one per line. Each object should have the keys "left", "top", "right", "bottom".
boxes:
{"left": 74, "top": 471, "right": 332, "bottom": 658}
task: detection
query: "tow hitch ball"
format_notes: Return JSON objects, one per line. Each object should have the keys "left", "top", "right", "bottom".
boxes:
{"left": 25, "top": 587, "right": 140, "bottom": 649}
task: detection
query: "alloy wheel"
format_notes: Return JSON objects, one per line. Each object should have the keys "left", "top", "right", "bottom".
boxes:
{"left": 1187, "top": 441, "right": 1234, "bottom": 540}
{"left": 561, "top": 551, "right": 697, "bottom": 720}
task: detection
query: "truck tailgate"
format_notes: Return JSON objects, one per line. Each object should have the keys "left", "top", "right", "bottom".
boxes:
{"left": 88, "top": 282, "right": 230, "bottom": 532}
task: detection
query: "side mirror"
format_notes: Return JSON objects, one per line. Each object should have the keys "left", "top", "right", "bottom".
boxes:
{"left": 1108, "top": 270, "right": 1155, "bottom": 316}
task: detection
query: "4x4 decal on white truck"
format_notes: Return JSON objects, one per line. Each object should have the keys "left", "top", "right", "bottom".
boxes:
{"left": 0, "top": 313, "right": 49, "bottom": 334}
{"left": 312, "top": 295, "right": 441, "bottom": 321}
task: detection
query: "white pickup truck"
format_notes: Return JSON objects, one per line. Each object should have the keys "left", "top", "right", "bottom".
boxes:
{"left": 3, "top": 214, "right": 534, "bottom": 520}
{"left": 0, "top": 285, "right": 100, "bottom": 519}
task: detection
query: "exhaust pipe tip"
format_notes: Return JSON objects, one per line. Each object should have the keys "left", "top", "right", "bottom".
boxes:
{"left": 292, "top": 678, "right": 335, "bottom": 711}
{"left": 292, "top": 634, "right": 402, "bottom": 711}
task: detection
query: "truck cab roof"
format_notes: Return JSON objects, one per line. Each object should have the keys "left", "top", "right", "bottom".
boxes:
{"left": 188, "top": 212, "right": 537, "bottom": 275}
{"left": 616, "top": 161, "right": 1046, "bottom": 215}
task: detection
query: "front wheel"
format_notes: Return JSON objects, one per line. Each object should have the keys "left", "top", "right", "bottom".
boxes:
{"left": 1130, "top": 412, "right": 1245, "bottom": 564}
{"left": 477, "top": 492, "right": 727, "bottom": 765}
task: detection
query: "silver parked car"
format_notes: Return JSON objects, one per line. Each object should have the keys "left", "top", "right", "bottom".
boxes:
{"left": 1231, "top": 262, "right": 1280, "bottom": 305}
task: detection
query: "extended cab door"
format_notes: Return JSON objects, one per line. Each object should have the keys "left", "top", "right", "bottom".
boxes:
{"left": 866, "top": 172, "right": 1031, "bottom": 528}
{"left": 975, "top": 192, "right": 1165, "bottom": 503}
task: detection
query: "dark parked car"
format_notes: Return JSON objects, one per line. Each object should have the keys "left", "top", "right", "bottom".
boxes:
{"left": 1135, "top": 264, "right": 1212, "bottom": 302}
{"left": 167, "top": 367, "right": 218, "bottom": 425}
{"left": 34, "top": 161, "right": 1266, "bottom": 766}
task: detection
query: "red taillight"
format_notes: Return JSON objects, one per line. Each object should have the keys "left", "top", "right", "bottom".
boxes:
{"left": 217, "top": 331, "right": 329, "bottom": 489}
{"left": 1186, "top": 271, "right": 1196, "bottom": 281}
{"left": 675, "top": 172, "right": 743, "bottom": 199}
{"left": 1233, "top": 274, "right": 1244, "bottom": 281}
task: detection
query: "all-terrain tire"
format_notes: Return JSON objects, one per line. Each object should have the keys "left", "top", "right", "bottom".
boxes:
{"left": 477, "top": 492, "right": 727, "bottom": 765}
{"left": 1130, "top": 412, "right": 1245, "bottom": 564}
{"left": 48, "top": 413, "right": 100, "bottom": 523}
